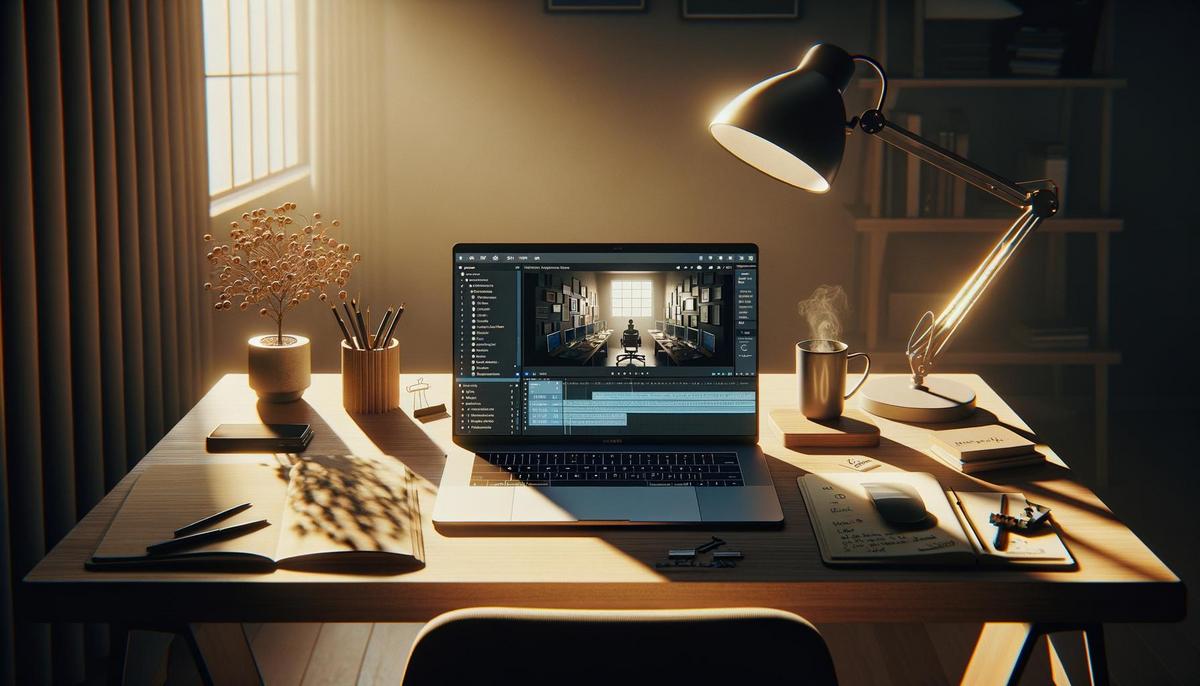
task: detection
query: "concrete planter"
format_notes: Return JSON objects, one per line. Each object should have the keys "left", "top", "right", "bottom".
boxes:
{"left": 248, "top": 334, "right": 311, "bottom": 402}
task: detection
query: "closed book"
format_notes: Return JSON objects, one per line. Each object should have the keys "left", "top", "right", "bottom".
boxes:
{"left": 929, "top": 424, "right": 1035, "bottom": 462}
{"left": 929, "top": 445, "right": 1045, "bottom": 474}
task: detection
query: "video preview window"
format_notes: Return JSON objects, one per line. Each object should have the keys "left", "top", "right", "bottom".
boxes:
{"left": 522, "top": 270, "right": 734, "bottom": 367}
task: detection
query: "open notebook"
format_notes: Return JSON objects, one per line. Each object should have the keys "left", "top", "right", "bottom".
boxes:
{"left": 89, "top": 455, "right": 424, "bottom": 572}
{"left": 797, "top": 472, "right": 1073, "bottom": 568}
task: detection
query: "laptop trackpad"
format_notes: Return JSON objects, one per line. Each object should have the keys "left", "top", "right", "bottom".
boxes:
{"left": 512, "top": 487, "right": 701, "bottom": 523}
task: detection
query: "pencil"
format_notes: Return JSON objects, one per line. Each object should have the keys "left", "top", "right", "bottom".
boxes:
{"left": 341, "top": 302, "right": 361, "bottom": 349}
{"left": 993, "top": 494, "right": 1009, "bottom": 551}
{"left": 330, "top": 305, "right": 353, "bottom": 347}
{"left": 373, "top": 308, "right": 394, "bottom": 350}
{"left": 381, "top": 303, "right": 404, "bottom": 347}
{"left": 147, "top": 519, "right": 270, "bottom": 555}
{"left": 173, "top": 502, "right": 253, "bottom": 537}
{"left": 353, "top": 303, "right": 369, "bottom": 352}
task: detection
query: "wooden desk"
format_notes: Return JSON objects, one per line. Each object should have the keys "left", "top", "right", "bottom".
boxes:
{"left": 22, "top": 374, "right": 1183, "bottom": 684}
{"left": 552, "top": 329, "right": 611, "bottom": 365}
{"left": 651, "top": 333, "right": 709, "bottom": 365}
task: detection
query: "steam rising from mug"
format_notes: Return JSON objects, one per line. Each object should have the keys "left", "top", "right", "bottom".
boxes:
{"left": 798, "top": 285, "right": 848, "bottom": 353}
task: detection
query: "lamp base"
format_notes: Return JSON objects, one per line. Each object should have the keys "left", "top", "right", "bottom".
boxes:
{"left": 860, "top": 376, "right": 976, "bottom": 423}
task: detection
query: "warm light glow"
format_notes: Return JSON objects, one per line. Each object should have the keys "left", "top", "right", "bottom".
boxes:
{"left": 611, "top": 280, "right": 652, "bottom": 317}
{"left": 709, "top": 124, "right": 830, "bottom": 192}
{"left": 203, "top": 0, "right": 303, "bottom": 198}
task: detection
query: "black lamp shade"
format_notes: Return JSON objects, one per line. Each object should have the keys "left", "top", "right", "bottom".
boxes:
{"left": 709, "top": 43, "right": 856, "bottom": 193}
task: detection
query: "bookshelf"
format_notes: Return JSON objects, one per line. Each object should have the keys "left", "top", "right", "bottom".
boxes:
{"left": 857, "top": 0, "right": 1120, "bottom": 483}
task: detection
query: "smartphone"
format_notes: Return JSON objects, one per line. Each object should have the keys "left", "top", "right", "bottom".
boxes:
{"left": 206, "top": 423, "right": 312, "bottom": 452}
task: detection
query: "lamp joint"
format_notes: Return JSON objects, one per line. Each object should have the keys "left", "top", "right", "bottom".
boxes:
{"left": 859, "top": 109, "right": 885, "bottom": 135}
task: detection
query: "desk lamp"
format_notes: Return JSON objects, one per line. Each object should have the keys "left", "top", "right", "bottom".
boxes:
{"left": 709, "top": 43, "right": 1058, "bottom": 422}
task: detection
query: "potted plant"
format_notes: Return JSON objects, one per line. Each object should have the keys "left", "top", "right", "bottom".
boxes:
{"left": 204, "top": 203, "right": 360, "bottom": 402}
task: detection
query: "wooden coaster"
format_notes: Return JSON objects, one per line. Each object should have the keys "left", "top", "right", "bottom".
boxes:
{"left": 768, "top": 408, "right": 881, "bottom": 448}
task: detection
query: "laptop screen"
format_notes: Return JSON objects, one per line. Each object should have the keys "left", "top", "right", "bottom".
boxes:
{"left": 453, "top": 244, "right": 758, "bottom": 440}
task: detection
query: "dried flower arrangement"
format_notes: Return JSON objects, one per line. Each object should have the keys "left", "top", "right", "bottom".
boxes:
{"left": 204, "top": 203, "right": 361, "bottom": 345}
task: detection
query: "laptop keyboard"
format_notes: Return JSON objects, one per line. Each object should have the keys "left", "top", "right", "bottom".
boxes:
{"left": 470, "top": 451, "right": 744, "bottom": 487}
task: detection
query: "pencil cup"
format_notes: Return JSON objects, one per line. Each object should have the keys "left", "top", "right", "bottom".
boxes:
{"left": 341, "top": 337, "right": 400, "bottom": 414}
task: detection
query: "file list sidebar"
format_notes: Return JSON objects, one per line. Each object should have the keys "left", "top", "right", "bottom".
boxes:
{"left": 455, "top": 264, "right": 521, "bottom": 435}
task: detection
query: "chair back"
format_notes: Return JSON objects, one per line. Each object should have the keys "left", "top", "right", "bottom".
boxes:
{"left": 400, "top": 607, "right": 838, "bottom": 685}
{"left": 621, "top": 330, "right": 640, "bottom": 348}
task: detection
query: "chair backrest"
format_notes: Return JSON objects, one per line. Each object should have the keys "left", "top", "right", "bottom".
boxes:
{"left": 621, "top": 329, "right": 640, "bottom": 347}
{"left": 400, "top": 607, "right": 838, "bottom": 685}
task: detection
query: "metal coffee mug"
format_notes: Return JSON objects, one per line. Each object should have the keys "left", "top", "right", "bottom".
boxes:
{"left": 796, "top": 339, "right": 871, "bottom": 420}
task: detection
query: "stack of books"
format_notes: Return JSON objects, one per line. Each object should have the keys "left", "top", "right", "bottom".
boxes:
{"left": 1008, "top": 26, "right": 1066, "bottom": 77}
{"left": 928, "top": 425, "right": 1045, "bottom": 475}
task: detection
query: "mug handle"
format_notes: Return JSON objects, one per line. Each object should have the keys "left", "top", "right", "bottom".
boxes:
{"left": 844, "top": 352, "right": 871, "bottom": 399}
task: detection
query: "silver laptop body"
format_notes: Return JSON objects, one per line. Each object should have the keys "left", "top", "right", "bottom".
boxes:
{"left": 434, "top": 243, "right": 782, "bottom": 525}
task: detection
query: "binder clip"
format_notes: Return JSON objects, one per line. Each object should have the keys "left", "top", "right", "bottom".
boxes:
{"left": 406, "top": 377, "right": 447, "bottom": 419}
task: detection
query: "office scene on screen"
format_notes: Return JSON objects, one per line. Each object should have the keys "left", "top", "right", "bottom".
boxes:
{"left": 524, "top": 270, "right": 734, "bottom": 368}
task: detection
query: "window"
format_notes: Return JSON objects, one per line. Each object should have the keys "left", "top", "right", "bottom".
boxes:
{"left": 611, "top": 280, "right": 652, "bottom": 317}
{"left": 202, "top": 0, "right": 304, "bottom": 203}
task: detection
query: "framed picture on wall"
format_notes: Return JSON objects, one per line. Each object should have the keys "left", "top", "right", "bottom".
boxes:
{"left": 688, "top": 315, "right": 698, "bottom": 327}
{"left": 691, "top": 285, "right": 700, "bottom": 297}
{"left": 581, "top": 285, "right": 588, "bottom": 298}
{"left": 544, "top": 290, "right": 557, "bottom": 303}
{"left": 552, "top": 304, "right": 562, "bottom": 313}
{"left": 701, "top": 287, "right": 711, "bottom": 303}
{"left": 711, "top": 305, "right": 721, "bottom": 326}
{"left": 547, "top": 0, "right": 646, "bottom": 12}
{"left": 700, "top": 305, "right": 710, "bottom": 324}
{"left": 712, "top": 286, "right": 722, "bottom": 300}
{"left": 570, "top": 298, "right": 578, "bottom": 313}
{"left": 572, "top": 278, "right": 581, "bottom": 294}
{"left": 684, "top": 297, "right": 696, "bottom": 312}
{"left": 563, "top": 283, "right": 572, "bottom": 296}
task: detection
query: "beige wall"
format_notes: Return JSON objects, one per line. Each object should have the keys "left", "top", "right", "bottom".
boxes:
{"left": 210, "top": 1, "right": 876, "bottom": 375}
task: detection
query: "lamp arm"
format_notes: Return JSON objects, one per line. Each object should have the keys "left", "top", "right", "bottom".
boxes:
{"left": 856, "top": 109, "right": 1059, "bottom": 387}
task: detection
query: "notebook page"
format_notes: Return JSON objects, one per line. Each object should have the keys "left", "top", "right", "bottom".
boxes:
{"left": 92, "top": 463, "right": 287, "bottom": 562}
{"left": 953, "top": 491, "right": 1071, "bottom": 562}
{"left": 275, "top": 455, "right": 422, "bottom": 563}
{"left": 800, "top": 472, "right": 974, "bottom": 561}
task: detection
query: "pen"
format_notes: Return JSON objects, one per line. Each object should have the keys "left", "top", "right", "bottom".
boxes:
{"left": 330, "top": 305, "right": 353, "bottom": 347}
{"left": 382, "top": 303, "right": 404, "bottom": 347}
{"left": 342, "top": 302, "right": 361, "bottom": 349}
{"left": 173, "top": 502, "right": 253, "bottom": 537}
{"left": 147, "top": 519, "right": 270, "bottom": 555}
{"left": 373, "top": 309, "right": 394, "bottom": 350}
{"left": 993, "top": 494, "right": 1009, "bottom": 552}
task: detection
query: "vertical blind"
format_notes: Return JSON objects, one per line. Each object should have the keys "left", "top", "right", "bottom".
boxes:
{"left": 0, "top": 0, "right": 211, "bottom": 683}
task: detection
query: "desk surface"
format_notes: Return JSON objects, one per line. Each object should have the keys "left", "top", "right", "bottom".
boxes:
{"left": 22, "top": 373, "right": 1183, "bottom": 626}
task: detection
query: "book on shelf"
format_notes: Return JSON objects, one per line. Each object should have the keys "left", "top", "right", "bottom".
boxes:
{"left": 88, "top": 456, "right": 425, "bottom": 572}
{"left": 1013, "top": 321, "right": 1090, "bottom": 350}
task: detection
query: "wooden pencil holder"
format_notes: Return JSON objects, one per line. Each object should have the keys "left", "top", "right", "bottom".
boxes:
{"left": 341, "top": 337, "right": 400, "bottom": 414}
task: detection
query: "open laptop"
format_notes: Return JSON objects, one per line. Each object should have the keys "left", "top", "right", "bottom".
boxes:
{"left": 433, "top": 244, "right": 782, "bottom": 525}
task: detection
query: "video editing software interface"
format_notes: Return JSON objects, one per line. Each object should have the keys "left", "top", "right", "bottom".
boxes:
{"left": 453, "top": 246, "right": 758, "bottom": 439}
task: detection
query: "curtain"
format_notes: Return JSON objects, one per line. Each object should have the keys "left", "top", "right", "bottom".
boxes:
{"left": 0, "top": 1, "right": 211, "bottom": 683}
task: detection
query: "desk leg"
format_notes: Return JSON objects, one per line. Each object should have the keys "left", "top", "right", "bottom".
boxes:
{"left": 183, "top": 623, "right": 262, "bottom": 686}
{"left": 963, "top": 622, "right": 1039, "bottom": 686}
{"left": 965, "top": 622, "right": 1109, "bottom": 686}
